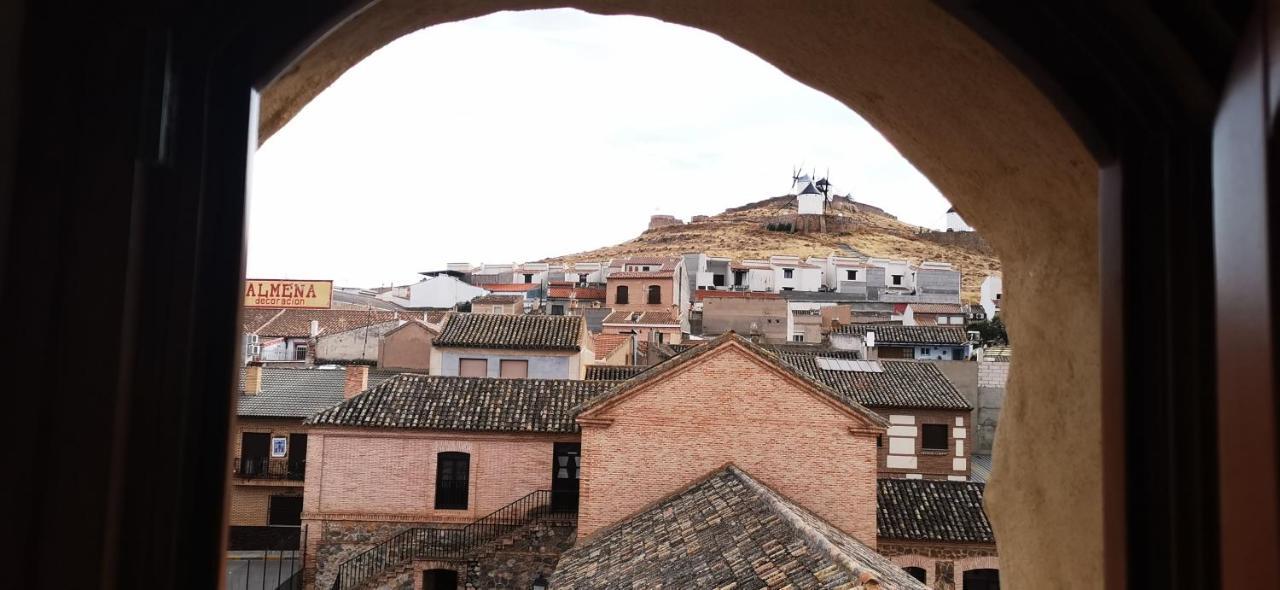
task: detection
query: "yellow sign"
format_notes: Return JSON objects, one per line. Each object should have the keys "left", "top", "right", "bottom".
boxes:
{"left": 244, "top": 279, "right": 333, "bottom": 309}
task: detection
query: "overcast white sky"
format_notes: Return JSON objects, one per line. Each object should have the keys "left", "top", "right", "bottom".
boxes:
{"left": 248, "top": 9, "right": 952, "bottom": 288}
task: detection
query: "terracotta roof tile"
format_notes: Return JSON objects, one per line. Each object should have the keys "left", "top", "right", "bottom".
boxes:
{"left": 592, "top": 333, "right": 630, "bottom": 360}
{"left": 779, "top": 355, "right": 972, "bottom": 410}
{"left": 251, "top": 309, "right": 418, "bottom": 338}
{"left": 553, "top": 466, "right": 927, "bottom": 589}
{"left": 695, "top": 290, "right": 782, "bottom": 301}
{"left": 547, "top": 285, "right": 606, "bottom": 300}
{"left": 305, "top": 374, "right": 617, "bottom": 432}
{"left": 834, "top": 324, "right": 970, "bottom": 346}
{"left": 601, "top": 310, "right": 679, "bottom": 325}
{"left": 909, "top": 303, "right": 966, "bottom": 314}
{"left": 584, "top": 365, "right": 649, "bottom": 380}
{"left": 481, "top": 283, "right": 540, "bottom": 293}
{"left": 877, "top": 479, "right": 994, "bottom": 544}
{"left": 435, "top": 313, "right": 584, "bottom": 350}
{"left": 471, "top": 294, "right": 522, "bottom": 305}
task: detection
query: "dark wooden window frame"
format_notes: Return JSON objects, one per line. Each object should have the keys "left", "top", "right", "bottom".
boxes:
{"left": 434, "top": 452, "right": 471, "bottom": 510}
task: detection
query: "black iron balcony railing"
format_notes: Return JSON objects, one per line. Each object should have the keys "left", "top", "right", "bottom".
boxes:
{"left": 332, "top": 489, "right": 577, "bottom": 590}
{"left": 234, "top": 456, "right": 305, "bottom": 481}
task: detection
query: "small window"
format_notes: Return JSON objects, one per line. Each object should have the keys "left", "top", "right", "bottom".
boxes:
{"left": 792, "top": 334, "right": 804, "bottom": 342}
{"left": 459, "top": 358, "right": 487, "bottom": 377}
{"left": 647, "top": 285, "right": 662, "bottom": 304}
{"left": 892, "top": 274, "right": 903, "bottom": 285}
{"left": 846, "top": 269, "right": 857, "bottom": 280}
{"left": 656, "top": 332, "right": 665, "bottom": 344}
{"left": 616, "top": 285, "right": 629, "bottom": 304}
{"left": 434, "top": 452, "right": 470, "bottom": 510}
{"left": 712, "top": 274, "right": 725, "bottom": 287}
{"left": 523, "top": 273, "right": 534, "bottom": 283}
{"left": 877, "top": 435, "right": 883, "bottom": 448}
{"left": 550, "top": 304, "right": 565, "bottom": 316}
{"left": 578, "top": 273, "right": 588, "bottom": 284}
{"left": 904, "top": 567, "right": 927, "bottom": 583}
{"left": 782, "top": 287, "right": 794, "bottom": 291}
{"left": 499, "top": 359, "right": 528, "bottom": 379}
{"left": 293, "top": 343, "right": 308, "bottom": 361}
{"left": 783, "top": 268, "right": 794, "bottom": 278}
{"left": 922, "top": 424, "right": 949, "bottom": 451}
{"left": 995, "top": 293, "right": 1002, "bottom": 300}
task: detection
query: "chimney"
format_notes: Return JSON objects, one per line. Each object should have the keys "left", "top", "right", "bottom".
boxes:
{"left": 309, "top": 320, "right": 321, "bottom": 337}
{"left": 344, "top": 365, "right": 369, "bottom": 399}
{"left": 244, "top": 363, "right": 263, "bottom": 395}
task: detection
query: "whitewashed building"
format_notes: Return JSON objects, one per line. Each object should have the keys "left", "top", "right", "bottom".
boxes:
{"left": 981, "top": 274, "right": 1003, "bottom": 319}
{"left": 769, "top": 255, "right": 823, "bottom": 292}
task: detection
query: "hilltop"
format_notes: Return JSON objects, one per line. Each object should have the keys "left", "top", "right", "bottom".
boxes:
{"left": 543, "top": 195, "right": 1001, "bottom": 302}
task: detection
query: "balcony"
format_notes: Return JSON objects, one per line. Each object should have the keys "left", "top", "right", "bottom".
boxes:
{"left": 234, "top": 457, "right": 305, "bottom": 481}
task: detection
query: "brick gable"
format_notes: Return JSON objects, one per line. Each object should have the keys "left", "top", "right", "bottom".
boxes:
{"left": 576, "top": 336, "right": 884, "bottom": 545}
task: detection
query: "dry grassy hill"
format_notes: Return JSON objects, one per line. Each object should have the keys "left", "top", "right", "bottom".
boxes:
{"left": 543, "top": 196, "right": 1001, "bottom": 302}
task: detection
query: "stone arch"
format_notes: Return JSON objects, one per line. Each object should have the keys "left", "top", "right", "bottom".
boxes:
{"left": 258, "top": 2, "right": 1101, "bottom": 587}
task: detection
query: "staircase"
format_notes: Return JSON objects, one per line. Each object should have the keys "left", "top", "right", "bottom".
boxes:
{"left": 331, "top": 490, "right": 575, "bottom": 590}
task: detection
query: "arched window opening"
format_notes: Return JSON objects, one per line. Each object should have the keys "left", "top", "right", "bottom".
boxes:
{"left": 434, "top": 452, "right": 470, "bottom": 510}
{"left": 903, "top": 566, "right": 926, "bottom": 583}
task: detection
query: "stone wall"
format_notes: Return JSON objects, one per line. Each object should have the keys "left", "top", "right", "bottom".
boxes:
{"left": 647, "top": 215, "right": 683, "bottom": 230}
{"left": 915, "top": 230, "right": 994, "bottom": 255}
{"left": 975, "top": 361, "right": 1009, "bottom": 453}
{"left": 880, "top": 541, "right": 998, "bottom": 590}
{"left": 465, "top": 519, "right": 576, "bottom": 589}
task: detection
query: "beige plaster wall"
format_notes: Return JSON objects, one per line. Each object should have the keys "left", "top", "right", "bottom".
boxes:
{"left": 260, "top": 2, "right": 1101, "bottom": 587}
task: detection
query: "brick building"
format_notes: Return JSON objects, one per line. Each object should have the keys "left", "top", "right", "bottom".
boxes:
{"left": 832, "top": 324, "right": 973, "bottom": 360}
{"left": 598, "top": 310, "right": 682, "bottom": 345}
{"left": 877, "top": 479, "right": 999, "bottom": 589}
{"left": 603, "top": 257, "right": 689, "bottom": 330}
{"left": 295, "top": 332, "right": 995, "bottom": 589}
{"left": 229, "top": 365, "right": 404, "bottom": 538}
{"left": 300, "top": 375, "right": 620, "bottom": 589}
{"left": 778, "top": 352, "right": 974, "bottom": 480}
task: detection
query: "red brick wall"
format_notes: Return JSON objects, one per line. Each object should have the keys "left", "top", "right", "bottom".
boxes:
{"left": 229, "top": 417, "right": 308, "bottom": 526}
{"left": 577, "top": 345, "right": 881, "bottom": 544}
{"left": 606, "top": 277, "right": 677, "bottom": 312}
{"left": 302, "top": 430, "right": 578, "bottom": 525}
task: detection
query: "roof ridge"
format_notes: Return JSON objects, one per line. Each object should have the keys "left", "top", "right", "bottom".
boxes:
{"left": 729, "top": 467, "right": 888, "bottom": 587}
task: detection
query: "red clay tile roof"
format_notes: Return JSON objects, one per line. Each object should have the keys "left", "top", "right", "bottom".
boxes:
{"left": 592, "top": 333, "right": 630, "bottom": 360}
{"left": 694, "top": 290, "right": 782, "bottom": 301}
{"left": 481, "top": 283, "right": 540, "bottom": 293}
{"left": 602, "top": 310, "right": 679, "bottom": 325}
{"left": 547, "top": 286, "right": 606, "bottom": 300}
{"left": 584, "top": 365, "right": 649, "bottom": 380}
{"left": 607, "top": 271, "right": 677, "bottom": 279}
{"left": 250, "top": 309, "right": 416, "bottom": 338}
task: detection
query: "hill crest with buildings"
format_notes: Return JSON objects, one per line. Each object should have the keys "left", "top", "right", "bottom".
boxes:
{"left": 542, "top": 186, "right": 999, "bottom": 302}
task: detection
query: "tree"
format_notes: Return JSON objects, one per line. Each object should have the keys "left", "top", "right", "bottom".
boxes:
{"left": 969, "top": 314, "right": 1008, "bottom": 345}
